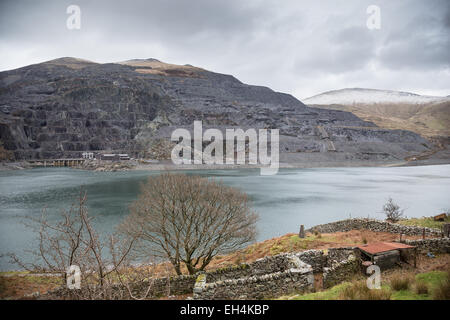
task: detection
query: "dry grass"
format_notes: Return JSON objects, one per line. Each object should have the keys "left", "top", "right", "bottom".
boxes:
{"left": 390, "top": 273, "right": 413, "bottom": 291}
{"left": 398, "top": 216, "right": 450, "bottom": 230}
{"left": 432, "top": 270, "right": 450, "bottom": 300}
{"left": 0, "top": 273, "right": 63, "bottom": 299}
{"left": 414, "top": 281, "right": 429, "bottom": 295}
{"left": 119, "top": 59, "right": 203, "bottom": 77}
{"left": 414, "top": 253, "right": 450, "bottom": 273}
{"left": 339, "top": 281, "right": 391, "bottom": 300}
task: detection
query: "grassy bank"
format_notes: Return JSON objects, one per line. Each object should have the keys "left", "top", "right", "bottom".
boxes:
{"left": 0, "top": 228, "right": 444, "bottom": 300}
{"left": 0, "top": 271, "right": 62, "bottom": 299}
{"left": 398, "top": 216, "right": 449, "bottom": 230}
{"left": 278, "top": 270, "right": 450, "bottom": 300}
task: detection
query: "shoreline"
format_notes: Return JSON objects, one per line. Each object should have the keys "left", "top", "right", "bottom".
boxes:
{"left": 1, "top": 158, "right": 450, "bottom": 172}
{"left": 131, "top": 159, "right": 450, "bottom": 172}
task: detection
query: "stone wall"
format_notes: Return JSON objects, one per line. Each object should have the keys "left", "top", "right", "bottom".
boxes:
{"left": 40, "top": 225, "right": 449, "bottom": 300}
{"left": 193, "top": 255, "right": 314, "bottom": 300}
{"left": 193, "top": 249, "right": 357, "bottom": 299}
{"left": 40, "top": 273, "right": 197, "bottom": 300}
{"left": 149, "top": 274, "right": 197, "bottom": 296}
{"left": 202, "top": 264, "right": 252, "bottom": 283}
{"left": 323, "top": 255, "right": 359, "bottom": 289}
{"left": 326, "top": 247, "right": 357, "bottom": 267}
{"left": 403, "top": 238, "right": 450, "bottom": 253}
{"left": 250, "top": 253, "right": 293, "bottom": 275}
{"left": 295, "top": 250, "right": 326, "bottom": 272}
{"left": 39, "top": 253, "right": 309, "bottom": 300}
{"left": 308, "top": 218, "right": 442, "bottom": 237}
{"left": 40, "top": 246, "right": 362, "bottom": 300}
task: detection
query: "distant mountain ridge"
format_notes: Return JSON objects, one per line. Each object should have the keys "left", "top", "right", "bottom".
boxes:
{"left": 0, "top": 58, "right": 431, "bottom": 162}
{"left": 304, "top": 88, "right": 449, "bottom": 105}
{"left": 304, "top": 88, "right": 450, "bottom": 138}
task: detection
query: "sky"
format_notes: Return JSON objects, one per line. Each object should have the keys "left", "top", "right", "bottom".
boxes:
{"left": 0, "top": 0, "right": 449, "bottom": 100}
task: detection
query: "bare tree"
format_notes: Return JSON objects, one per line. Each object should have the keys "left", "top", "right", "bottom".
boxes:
{"left": 7, "top": 190, "right": 157, "bottom": 300}
{"left": 382, "top": 197, "right": 404, "bottom": 222}
{"left": 119, "top": 173, "right": 258, "bottom": 275}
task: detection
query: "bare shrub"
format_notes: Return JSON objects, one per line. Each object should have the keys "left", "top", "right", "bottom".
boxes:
{"left": 7, "top": 190, "right": 154, "bottom": 300}
{"left": 119, "top": 173, "right": 258, "bottom": 275}
{"left": 382, "top": 197, "right": 404, "bottom": 222}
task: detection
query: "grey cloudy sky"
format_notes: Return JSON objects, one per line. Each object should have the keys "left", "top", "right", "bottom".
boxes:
{"left": 0, "top": 0, "right": 449, "bottom": 99}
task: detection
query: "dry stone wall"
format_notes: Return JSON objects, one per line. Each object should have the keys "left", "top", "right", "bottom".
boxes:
{"left": 193, "top": 255, "right": 314, "bottom": 300}
{"left": 294, "top": 250, "right": 326, "bottom": 272}
{"left": 326, "top": 247, "right": 357, "bottom": 267}
{"left": 194, "top": 247, "right": 364, "bottom": 299}
{"left": 403, "top": 238, "right": 450, "bottom": 253}
{"left": 41, "top": 273, "right": 197, "bottom": 300}
{"left": 308, "top": 218, "right": 442, "bottom": 237}
{"left": 200, "top": 264, "right": 252, "bottom": 283}
{"left": 323, "top": 255, "right": 359, "bottom": 289}
{"left": 40, "top": 220, "right": 450, "bottom": 300}
{"left": 250, "top": 253, "right": 294, "bottom": 275}
{"left": 40, "top": 246, "right": 365, "bottom": 300}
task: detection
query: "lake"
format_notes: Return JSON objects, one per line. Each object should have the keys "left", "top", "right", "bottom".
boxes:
{"left": 1, "top": 165, "right": 449, "bottom": 270}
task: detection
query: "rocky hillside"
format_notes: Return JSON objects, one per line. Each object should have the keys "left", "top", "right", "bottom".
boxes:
{"left": 0, "top": 58, "right": 432, "bottom": 162}
{"left": 304, "top": 88, "right": 450, "bottom": 138}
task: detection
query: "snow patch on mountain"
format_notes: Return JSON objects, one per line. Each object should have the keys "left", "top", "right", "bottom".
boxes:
{"left": 304, "top": 88, "right": 449, "bottom": 105}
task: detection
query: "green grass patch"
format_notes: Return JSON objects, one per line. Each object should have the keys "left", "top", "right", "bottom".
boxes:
{"left": 416, "top": 271, "right": 447, "bottom": 290}
{"left": 279, "top": 282, "right": 352, "bottom": 300}
{"left": 390, "top": 289, "right": 429, "bottom": 300}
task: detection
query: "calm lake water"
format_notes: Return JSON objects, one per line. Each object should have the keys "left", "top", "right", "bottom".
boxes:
{"left": 1, "top": 165, "right": 449, "bottom": 270}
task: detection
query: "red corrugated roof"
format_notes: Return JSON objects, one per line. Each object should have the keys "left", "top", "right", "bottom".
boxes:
{"left": 357, "top": 242, "right": 415, "bottom": 255}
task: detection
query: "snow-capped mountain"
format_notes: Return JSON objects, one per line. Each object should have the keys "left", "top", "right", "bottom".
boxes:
{"left": 304, "top": 88, "right": 449, "bottom": 105}
{"left": 302, "top": 88, "right": 450, "bottom": 138}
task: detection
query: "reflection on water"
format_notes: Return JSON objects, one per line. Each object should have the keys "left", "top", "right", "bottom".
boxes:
{"left": 1, "top": 165, "right": 449, "bottom": 270}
